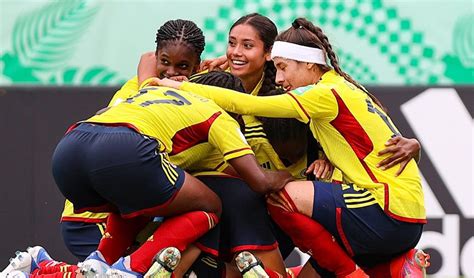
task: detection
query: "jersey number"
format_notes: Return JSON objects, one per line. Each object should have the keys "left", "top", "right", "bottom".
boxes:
{"left": 125, "top": 89, "right": 191, "bottom": 107}
{"left": 366, "top": 99, "right": 399, "bottom": 136}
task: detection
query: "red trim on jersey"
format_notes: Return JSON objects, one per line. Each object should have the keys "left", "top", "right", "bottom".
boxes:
{"left": 336, "top": 208, "right": 354, "bottom": 257}
{"left": 287, "top": 92, "right": 311, "bottom": 120}
{"left": 383, "top": 182, "right": 390, "bottom": 211}
{"left": 330, "top": 89, "right": 426, "bottom": 224}
{"left": 60, "top": 216, "right": 107, "bottom": 223}
{"left": 121, "top": 190, "right": 179, "bottom": 219}
{"left": 359, "top": 159, "right": 378, "bottom": 183}
{"left": 223, "top": 147, "right": 252, "bottom": 157}
{"left": 170, "top": 112, "right": 222, "bottom": 155}
{"left": 194, "top": 242, "right": 219, "bottom": 257}
{"left": 386, "top": 211, "right": 427, "bottom": 224}
{"left": 330, "top": 89, "right": 373, "bottom": 159}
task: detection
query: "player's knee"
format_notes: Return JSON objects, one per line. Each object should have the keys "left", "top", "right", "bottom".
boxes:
{"left": 208, "top": 195, "right": 222, "bottom": 217}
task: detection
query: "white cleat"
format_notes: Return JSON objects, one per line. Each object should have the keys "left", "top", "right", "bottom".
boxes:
{"left": 80, "top": 251, "right": 110, "bottom": 278}
{"left": 106, "top": 256, "right": 142, "bottom": 278}
{"left": 26, "top": 246, "right": 52, "bottom": 265}
{"left": 1, "top": 251, "right": 36, "bottom": 277}
{"left": 235, "top": 251, "right": 269, "bottom": 278}
{"left": 5, "top": 271, "right": 28, "bottom": 278}
{"left": 144, "top": 247, "right": 181, "bottom": 278}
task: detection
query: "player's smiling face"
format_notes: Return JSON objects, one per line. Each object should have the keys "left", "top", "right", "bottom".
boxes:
{"left": 156, "top": 42, "right": 199, "bottom": 79}
{"left": 226, "top": 24, "right": 270, "bottom": 81}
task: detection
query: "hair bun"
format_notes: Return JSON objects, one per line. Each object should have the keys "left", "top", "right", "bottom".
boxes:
{"left": 292, "top": 20, "right": 300, "bottom": 29}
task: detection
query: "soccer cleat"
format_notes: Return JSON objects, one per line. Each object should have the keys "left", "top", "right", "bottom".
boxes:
{"left": 1, "top": 251, "right": 38, "bottom": 276}
{"left": 400, "top": 249, "right": 430, "bottom": 278}
{"left": 106, "top": 257, "right": 142, "bottom": 278}
{"left": 235, "top": 251, "right": 269, "bottom": 278}
{"left": 5, "top": 271, "right": 28, "bottom": 278}
{"left": 27, "top": 246, "right": 53, "bottom": 265}
{"left": 80, "top": 251, "right": 110, "bottom": 278}
{"left": 144, "top": 247, "right": 181, "bottom": 278}
{"left": 344, "top": 266, "right": 369, "bottom": 278}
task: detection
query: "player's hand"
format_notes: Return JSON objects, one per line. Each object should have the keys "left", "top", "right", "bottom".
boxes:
{"left": 137, "top": 51, "right": 158, "bottom": 85}
{"left": 199, "top": 55, "right": 229, "bottom": 71}
{"left": 306, "top": 158, "right": 334, "bottom": 180}
{"left": 148, "top": 77, "right": 182, "bottom": 89}
{"left": 377, "top": 136, "right": 421, "bottom": 176}
{"left": 169, "top": 75, "right": 189, "bottom": 82}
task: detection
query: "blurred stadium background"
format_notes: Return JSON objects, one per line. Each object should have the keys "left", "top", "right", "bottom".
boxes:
{"left": 0, "top": 0, "right": 472, "bottom": 277}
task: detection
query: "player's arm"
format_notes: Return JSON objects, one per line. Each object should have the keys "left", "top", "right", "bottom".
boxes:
{"left": 181, "top": 82, "right": 305, "bottom": 119}
{"left": 151, "top": 78, "right": 306, "bottom": 121}
{"left": 137, "top": 51, "right": 158, "bottom": 86}
{"left": 210, "top": 113, "right": 293, "bottom": 194}
{"left": 228, "top": 154, "right": 293, "bottom": 194}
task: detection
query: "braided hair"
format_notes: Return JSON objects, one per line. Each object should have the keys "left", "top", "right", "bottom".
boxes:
{"left": 230, "top": 13, "right": 278, "bottom": 96}
{"left": 277, "top": 18, "right": 386, "bottom": 111}
{"left": 155, "top": 19, "right": 205, "bottom": 62}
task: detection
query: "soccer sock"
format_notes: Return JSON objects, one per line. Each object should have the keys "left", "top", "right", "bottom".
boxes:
{"left": 263, "top": 267, "right": 285, "bottom": 278}
{"left": 30, "top": 271, "right": 77, "bottom": 278}
{"left": 129, "top": 211, "right": 218, "bottom": 274}
{"left": 267, "top": 203, "right": 356, "bottom": 277}
{"left": 286, "top": 265, "right": 303, "bottom": 277}
{"left": 363, "top": 262, "right": 391, "bottom": 278}
{"left": 97, "top": 213, "right": 151, "bottom": 265}
{"left": 35, "top": 261, "right": 79, "bottom": 274}
{"left": 30, "top": 272, "right": 77, "bottom": 278}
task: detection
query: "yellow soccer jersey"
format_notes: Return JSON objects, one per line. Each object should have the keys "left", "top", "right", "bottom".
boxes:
{"left": 108, "top": 76, "right": 140, "bottom": 107}
{"left": 242, "top": 74, "right": 307, "bottom": 180}
{"left": 87, "top": 85, "right": 253, "bottom": 164}
{"left": 180, "top": 70, "right": 425, "bottom": 223}
{"left": 61, "top": 199, "right": 108, "bottom": 222}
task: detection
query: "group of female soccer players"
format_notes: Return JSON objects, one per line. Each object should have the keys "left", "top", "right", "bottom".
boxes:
{"left": 2, "top": 13, "right": 429, "bottom": 278}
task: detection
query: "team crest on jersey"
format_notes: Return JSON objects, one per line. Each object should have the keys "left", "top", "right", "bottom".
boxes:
{"left": 291, "top": 85, "right": 314, "bottom": 96}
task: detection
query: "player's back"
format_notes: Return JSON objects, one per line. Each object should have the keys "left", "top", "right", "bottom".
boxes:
{"left": 87, "top": 86, "right": 230, "bottom": 154}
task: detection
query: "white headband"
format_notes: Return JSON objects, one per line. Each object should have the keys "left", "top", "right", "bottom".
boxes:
{"left": 271, "top": 41, "right": 327, "bottom": 65}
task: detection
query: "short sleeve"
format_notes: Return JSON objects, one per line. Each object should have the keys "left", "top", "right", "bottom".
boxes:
{"left": 108, "top": 76, "right": 140, "bottom": 107}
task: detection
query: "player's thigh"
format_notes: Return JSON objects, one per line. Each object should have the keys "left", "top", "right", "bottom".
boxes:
{"left": 283, "top": 181, "right": 315, "bottom": 217}
{"left": 150, "top": 172, "right": 222, "bottom": 217}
